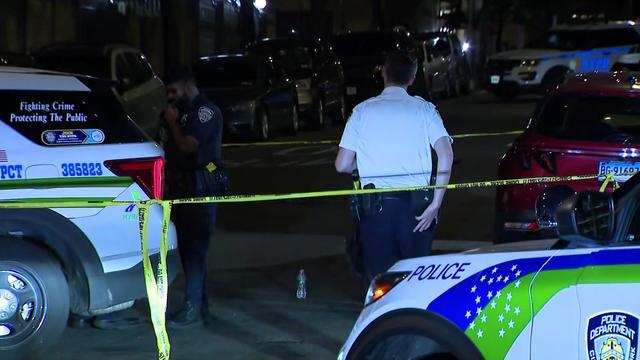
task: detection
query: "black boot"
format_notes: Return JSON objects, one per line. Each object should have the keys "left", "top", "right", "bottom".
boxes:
{"left": 168, "top": 301, "right": 202, "bottom": 329}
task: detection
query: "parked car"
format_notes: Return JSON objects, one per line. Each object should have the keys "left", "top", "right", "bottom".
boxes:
{"left": 495, "top": 71, "right": 640, "bottom": 243}
{"left": 331, "top": 29, "right": 415, "bottom": 112}
{"left": 339, "top": 173, "right": 640, "bottom": 360}
{"left": 246, "top": 38, "right": 345, "bottom": 128}
{"left": 193, "top": 54, "right": 299, "bottom": 141}
{"left": 611, "top": 44, "right": 640, "bottom": 71}
{"left": 487, "top": 23, "right": 640, "bottom": 99}
{"left": 0, "top": 67, "right": 178, "bottom": 359}
{"left": 32, "top": 43, "right": 167, "bottom": 139}
{"left": 413, "top": 31, "right": 473, "bottom": 98}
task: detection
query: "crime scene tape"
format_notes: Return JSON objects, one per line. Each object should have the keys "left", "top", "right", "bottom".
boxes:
{"left": 0, "top": 172, "right": 622, "bottom": 360}
{"left": 221, "top": 130, "right": 524, "bottom": 148}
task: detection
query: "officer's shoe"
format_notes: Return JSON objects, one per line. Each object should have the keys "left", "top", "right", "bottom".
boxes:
{"left": 168, "top": 301, "right": 203, "bottom": 329}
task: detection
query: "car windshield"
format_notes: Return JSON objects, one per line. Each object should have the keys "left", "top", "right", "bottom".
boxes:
{"left": 33, "top": 54, "right": 110, "bottom": 79}
{"left": 194, "top": 58, "right": 258, "bottom": 88}
{"left": 535, "top": 95, "right": 640, "bottom": 144}
{"left": 332, "top": 33, "right": 410, "bottom": 58}
{"left": 527, "top": 29, "right": 640, "bottom": 51}
{"left": 250, "top": 43, "right": 312, "bottom": 77}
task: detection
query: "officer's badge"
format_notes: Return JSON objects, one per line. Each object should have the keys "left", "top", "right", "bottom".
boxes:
{"left": 587, "top": 311, "right": 639, "bottom": 360}
{"left": 198, "top": 106, "right": 214, "bottom": 123}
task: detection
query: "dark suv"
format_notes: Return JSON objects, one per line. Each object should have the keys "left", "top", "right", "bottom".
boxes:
{"left": 246, "top": 38, "right": 345, "bottom": 128}
{"left": 331, "top": 29, "right": 415, "bottom": 112}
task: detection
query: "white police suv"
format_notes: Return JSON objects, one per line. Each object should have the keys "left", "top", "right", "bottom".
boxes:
{"left": 0, "top": 67, "right": 178, "bottom": 359}
{"left": 487, "top": 22, "right": 640, "bottom": 99}
{"left": 339, "top": 175, "right": 640, "bottom": 360}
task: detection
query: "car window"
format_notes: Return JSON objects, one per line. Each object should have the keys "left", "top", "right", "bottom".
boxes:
{"left": 592, "top": 29, "right": 640, "bottom": 48}
{"left": 0, "top": 86, "right": 146, "bottom": 145}
{"left": 124, "top": 52, "right": 154, "bottom": 84}
{"left": 116, "top": 52, "right": 154, "bottom": 91}
{"left": 430, "top": 37, "right": 451, "bottom": 56}
{"left": 535, "top": 95, "right": 640, "bottom": 144}
{"left": 193, "top": 58, "right": 258, "bottom": 88}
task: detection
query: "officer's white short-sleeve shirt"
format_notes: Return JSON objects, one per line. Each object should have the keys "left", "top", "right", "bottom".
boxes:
{"left": 339, "top": 86, "right": 452, "bottom": 189}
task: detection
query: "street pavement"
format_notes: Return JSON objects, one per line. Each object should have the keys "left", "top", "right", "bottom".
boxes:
{"left": 49, "top": 91, "right": 540, "bottom": 360}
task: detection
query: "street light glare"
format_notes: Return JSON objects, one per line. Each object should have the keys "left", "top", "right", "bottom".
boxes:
{"left": 254, "top": 0, "right": 267, "bottom": 10}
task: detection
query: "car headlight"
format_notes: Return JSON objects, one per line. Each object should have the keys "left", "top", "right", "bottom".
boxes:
{"left": 364, "top": 271, "right": 411, "bottom": 306}
{"left": 521, "top": 59, "right": 540, "bottom": 67}
{"left": 228, "top": 101, "right": 256, "bottom": 112}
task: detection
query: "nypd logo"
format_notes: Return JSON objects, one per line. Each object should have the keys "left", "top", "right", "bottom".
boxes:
{"left": 588, "top": 311, "right": 639, "bottom": 360}
{"left": 198, "top": 106, "right": 214, "bottom": 123}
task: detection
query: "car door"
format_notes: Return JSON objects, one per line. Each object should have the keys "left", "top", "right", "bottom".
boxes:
{"left": 528, "top": 249, "right": 589, "bottom": 359}
{"left": 262, "top": 60, "right": 296, "bottom": 128}
{"left": 112, "top": 50, "right": 166, "bottom": 139}
{"left": 576, "top": 192, "right": 640, "bottom": 360}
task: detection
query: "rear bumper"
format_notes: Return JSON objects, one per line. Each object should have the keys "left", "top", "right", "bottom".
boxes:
{"left": 90, "top": 249, "right": 180, "bottom": 315}
{"left": 494, "top": 209, "right": 556, "bottom": 244}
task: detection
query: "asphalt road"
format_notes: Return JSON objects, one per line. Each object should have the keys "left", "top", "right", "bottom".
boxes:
{"left": 50, "top": 90, "right": 541, "bottom": 360}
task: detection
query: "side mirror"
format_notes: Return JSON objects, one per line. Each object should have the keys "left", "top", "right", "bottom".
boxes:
{"left": 556, "top": 191, "right": 614, "bottom": 244}
{"left": 535, "top": 185, "right": 575, "bottom": 229}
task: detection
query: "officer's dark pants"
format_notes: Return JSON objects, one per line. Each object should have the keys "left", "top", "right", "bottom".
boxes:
{"left": 172, "top": 203, "right": 217, "bottom": 308}
{"left": 358, "top": 193, "right": 435, "bottom": 282}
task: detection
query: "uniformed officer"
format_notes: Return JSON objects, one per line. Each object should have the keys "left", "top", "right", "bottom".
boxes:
{"left": 335, "top": 50, "right": 454, "bottom": 282}
{"left": 163, "top": 66, "right": 223, "bottom": 328}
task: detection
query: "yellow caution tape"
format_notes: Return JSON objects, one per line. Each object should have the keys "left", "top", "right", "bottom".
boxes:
{"left": 222, "top": 130, "right": 523, "bottom": 148}
{"left": 0, "top": 171, "right": 626, "bottom": 360}
{"left": 171, "top": 174, "right": 600, "bottom": 205}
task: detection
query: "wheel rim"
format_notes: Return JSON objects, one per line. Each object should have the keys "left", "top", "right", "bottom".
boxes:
{"left": 261, "top": 113, "right": 269, "bottom": 140}
{"left": 292, "top": 107, "right": 299, "bottom": 132}
{"left": 317, "top": 101, "right": 324, "bottom": 126}
{"left": 0, "top": 269, "right": 44, "bottom": 346}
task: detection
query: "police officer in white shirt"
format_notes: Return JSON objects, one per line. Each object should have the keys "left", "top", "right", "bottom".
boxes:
{"left": 335, "top": 50, "right": 454, "bottom": 281}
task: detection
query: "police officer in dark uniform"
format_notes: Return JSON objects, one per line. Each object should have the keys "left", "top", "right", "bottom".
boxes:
{"left": 163, "top": 66, "right": 223, "bottom": 328}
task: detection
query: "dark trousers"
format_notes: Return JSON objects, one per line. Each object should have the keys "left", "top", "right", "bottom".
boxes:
{"left": 172, "top": 203, "right": 217, "bottom": 307}
{"left": 358, "top": 194, "right": 435, "bottom": 282}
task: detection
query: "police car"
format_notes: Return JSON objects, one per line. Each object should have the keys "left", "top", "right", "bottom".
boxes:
{"left": 487, "top": 22, "right": 640, "bottom": 99}
{"left": 338, "top": 174, "right": 640, "bottom": 360}
{"left": 0, "top": 67, "right": 178, "bottom": 359}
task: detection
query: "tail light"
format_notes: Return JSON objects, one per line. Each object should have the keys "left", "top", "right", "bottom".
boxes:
{"left": 104, "top": 157, "right": 164, "bottom": 200}
{"left": 364, "top": 271, "right": 410, "bottom": 306}
{"left": 512, "top": 147, "right": 556, "bottom": 173}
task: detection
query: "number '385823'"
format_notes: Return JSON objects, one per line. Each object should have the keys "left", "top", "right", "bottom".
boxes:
{"left": 61, "top": 163, "right": 103, "bottom": 177}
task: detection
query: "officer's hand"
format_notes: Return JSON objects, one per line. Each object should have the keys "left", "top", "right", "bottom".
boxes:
{"left": 414, "top": 204, "right": 439, "bottom": 233}
{"left": 164, "top": 105, "right": 179, "bottom": 127}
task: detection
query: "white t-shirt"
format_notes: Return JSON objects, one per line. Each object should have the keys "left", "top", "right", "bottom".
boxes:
{"left": 339, "top": 86, "right": 452, "bottom": 189}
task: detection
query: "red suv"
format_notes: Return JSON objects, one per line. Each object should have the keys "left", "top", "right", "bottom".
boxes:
{"left": 495, "top": 72, "right": 640, "bottom": 243}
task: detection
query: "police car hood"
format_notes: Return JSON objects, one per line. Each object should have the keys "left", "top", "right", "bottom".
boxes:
{"left": 462, "top": 238, "right": 561, "bottom": 254}
{"left": 490, "top": 49, "right": 566, "bottom": 61}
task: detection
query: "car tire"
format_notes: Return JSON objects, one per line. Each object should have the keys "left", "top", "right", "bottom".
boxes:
{"left": 313, "top": 99, "right": 325, "bottom": 130}
{"left": 288, "top": 105, "right": 299, "bottom": 135}
{"left": 333, "top": 96, "right": 348, "bottom": 124}
{"left": 255, "top": 110, "right": 270, "bottom": 141}
{"left": 0, "top": 238, "right": 70, "bottom": 360}
{"left": 346, "top": 311, "right": 483, "bottom": 360}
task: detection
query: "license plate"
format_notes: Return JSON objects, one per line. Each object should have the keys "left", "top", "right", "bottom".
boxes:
{"left": 346, "top": 86, "right": 357, "bottom": 96}
{"left": 598, "top": 160, "right": 640, "bottom": 182}
{"left": 490, "top": 75, "right": 501, "bottom": 84}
